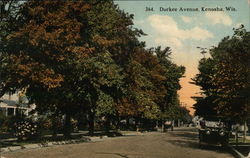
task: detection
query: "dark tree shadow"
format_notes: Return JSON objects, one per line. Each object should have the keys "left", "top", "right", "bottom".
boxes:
{"left": 166, "top": 129, "right": 233, "bottom": 155}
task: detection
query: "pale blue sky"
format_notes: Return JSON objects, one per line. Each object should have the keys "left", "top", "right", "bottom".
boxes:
{"left": 115, "top": 0, "right": 250, "bottom": 113}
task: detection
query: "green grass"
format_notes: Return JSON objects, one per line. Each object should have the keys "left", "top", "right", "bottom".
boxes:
{"left": 0, "top": 140, "right": 39, "bottom": 148}
{"left": 0, "top": 134, "right": 85, "bottom": 148}
{"left": 229, "top": 137, "right": 250, "bottom": 144}
{"left": 0, "top": 131, "right": 123, "bottom": 148}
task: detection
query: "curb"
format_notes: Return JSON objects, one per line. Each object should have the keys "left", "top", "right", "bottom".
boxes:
{"left": 227, "top": 144, "right": 247, "bottom": 158}
{"left": 0, "top": 137, "right": 91, "bottom": 154}
{"left": 0, "top": 132, "right": 142, "bottom": 154}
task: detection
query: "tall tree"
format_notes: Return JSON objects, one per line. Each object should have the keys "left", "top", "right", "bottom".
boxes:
{"left": 191, "top": 58, "right": 219, "bottom": 117}
{"left": 1, "top": 0, "right": 147, "bottom": 136}
{"left": 2, "top": 0, "right": 188, "bottom": 136}
{"left": 0, "top": 0, "right": 24, "bottom": 96}
{"left": 153, "top": 46, "right": 185, "bottom": 120}
{"left": 210, "top": 27, "right": 250, "bottom": 121}
{"left": 192, "top": 26, "right": 250, "bottom": 122}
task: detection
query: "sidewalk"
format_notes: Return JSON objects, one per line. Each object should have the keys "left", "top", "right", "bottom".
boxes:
{"left": 0, "top": 131, "right": 143, "bottom": 154}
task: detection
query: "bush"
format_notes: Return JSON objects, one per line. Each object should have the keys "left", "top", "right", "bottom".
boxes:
{"left": 71, "top": 118, "right": 78, "bottom": 132}
{"left": 0, "top": 113, "right": 8, "bottom": 132}
{"left": 0, "top": 114, "right": 26, "bottom": 133}
{"left": 14, "top": 119, "right": 38, "bottom": 140}
{"left": 37, "top": 117, "right": 52, "bottom": 130}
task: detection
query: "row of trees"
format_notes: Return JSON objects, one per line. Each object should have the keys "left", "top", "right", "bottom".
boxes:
{"left": 192, "top": 25, "right": 250, "bottom": 123}
{"left": 0, "top": 0, "right": 190, "bottom": 138}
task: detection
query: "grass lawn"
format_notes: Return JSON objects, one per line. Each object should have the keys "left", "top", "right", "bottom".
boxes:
{"left": 0, "top": 130, "right": 123, "bottom": 148}
{"left": 229, "top": 137, "right": 250, "bottom": 144}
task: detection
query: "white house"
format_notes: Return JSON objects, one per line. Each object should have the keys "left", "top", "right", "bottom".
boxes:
{"left": 0, "top": 91, "right": 35, "bottom": 116}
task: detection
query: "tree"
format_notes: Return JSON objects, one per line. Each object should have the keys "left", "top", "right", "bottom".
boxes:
{"left": 1, "top": 0, "right": 147, "bottom": 136}
{"left": 1, "top": 0, "right": 187, "bottom": 136}
{"left": 153, "top": 47, "right": 185, "bottom": 121}
{"left": 0, "top": 0, "right": 24, "bottom": 96}
{"left": 211, "top": 27, "right": 249, "bottom": 121}
{"left": 1, "top": 1, "right": 123, "bottom": 137}
{"left": 87, "top": 1, "right": 161, "bottom": 125}
{"left": 191, "top": 58, "right": 219, "bottom": 117}
{"left": 192, "top": 26, "right": 250, "bottom": 122}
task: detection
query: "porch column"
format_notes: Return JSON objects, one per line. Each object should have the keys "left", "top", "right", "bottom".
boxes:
{"left": 25, "top": 109, "right": 29, "bottom": 116}
{"left": 5, "top": 107, "right": 8, "bottom": 116}
{"left": 14, "top": 107, "right": 16, "bottom": 116}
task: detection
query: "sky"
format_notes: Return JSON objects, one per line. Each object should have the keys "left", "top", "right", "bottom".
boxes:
{"left": 115, "top": 0, "right": 250, "bottom": 115}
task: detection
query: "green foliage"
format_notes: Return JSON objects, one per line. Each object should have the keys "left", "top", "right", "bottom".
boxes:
{"left": 192, "top": 26, "right": 250, "bottom": 121}
{"left": 152, "top": 46, "right": 185, "bottom": 119}
{"left": 0, "top": 0, "right": 23, "bottom": 97}
{"left": 14, "top": 119, "right": 38, "bottom": 140}
{"left": 192, "top": 96, "right": 218, "bottom": 117}
{"left": 0, "top": 113, "right": 9, "bottom": 132}
{"left": 0, "top": 114, "right": 25, "bottom": 133}
{"left": 96, "top": 90, "right": 116, "bottom": 116}
{"left": 191, "top": 57, "right": 219, "bottom": 117}
{"left": 1, "top": 0, "right": 186, "bottom": 135}
{"left": 175, "top": 106, "right": 192, "bottom": 123}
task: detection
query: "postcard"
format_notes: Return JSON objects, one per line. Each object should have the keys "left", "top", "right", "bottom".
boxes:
{"left": 0, "top": 0, "right": 249, "bottom": 157}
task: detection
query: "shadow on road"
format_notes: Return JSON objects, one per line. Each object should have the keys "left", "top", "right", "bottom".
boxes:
{"left": 171, "top": 132, "right": 198, "bottom": 141}
{"left": 172, "top": 127, "right": 198, "bottom": 132}
{"left": 166, "top": 128, "right": 232, "bottom": 155}
{"left": 95, "top": 152, "right": 129, "bottom": 158}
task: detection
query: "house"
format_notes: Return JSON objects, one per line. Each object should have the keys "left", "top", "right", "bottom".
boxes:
{"left": 0, "top": 91, "right": 35, "bottom": 117}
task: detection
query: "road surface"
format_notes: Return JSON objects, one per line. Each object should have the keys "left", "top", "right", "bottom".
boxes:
{"left": 1, "top": 127, "right": 233, "bottom": 158}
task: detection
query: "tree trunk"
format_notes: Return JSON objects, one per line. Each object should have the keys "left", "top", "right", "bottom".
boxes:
{"left": 236, "top": 127, "right": 239, "bottom": 146}
{"left": 135, "top": 118, "right": 139, "bottom": 131}
{"left": 52, "top": 115, "right": 58, "bottom": 139}
{"left": 63, "top": 113, "right": 71, "bottom": 139}
{"left": 243, "top": 121, "right": 247, "bottom": 143}
{"left": 126, "top": 117, "right": 130, "bottom": 130}
{"left": 171, "top": 120, "right": 174, "bottom": 131}
{"left": 104, "top": 116, "right": 110, "bottom": 134}
{"left": 156, "top": 120, "right": 159, "bottom": 130}
{"left": 115, "top": 116, "right": 120, "bottom": 132}
{"left": 88, "top": 110, "right": 95, "bottom": 136}
{"left": 161, "top": 122, "right": 164, "bottom": 132}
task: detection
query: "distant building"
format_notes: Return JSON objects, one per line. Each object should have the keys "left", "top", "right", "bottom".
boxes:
{"left": 0, "top": 91, "right": 35, "bottom": 116}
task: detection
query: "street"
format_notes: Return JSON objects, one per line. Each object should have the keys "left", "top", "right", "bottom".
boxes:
{"left": 1, "top": 127, "right": 233, "bottom": 158}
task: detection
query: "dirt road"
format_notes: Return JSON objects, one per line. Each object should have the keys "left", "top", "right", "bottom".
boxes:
{"left": 1, "top": 127, "right": 234, "bottom": 158}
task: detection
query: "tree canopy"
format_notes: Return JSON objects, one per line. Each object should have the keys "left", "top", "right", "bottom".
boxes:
{"left": 192, "top": 26, "right": 250, "bottom": 122}
{"left": 0, "top": 0, "right": 187, "bottom": 136}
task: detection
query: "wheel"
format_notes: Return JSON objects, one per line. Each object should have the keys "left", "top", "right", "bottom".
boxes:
{"left": 199, "top": 140, "right": 204, "bottom": 149}
{"left": 198, "top": 132, "right": 204, "bottom": 148}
